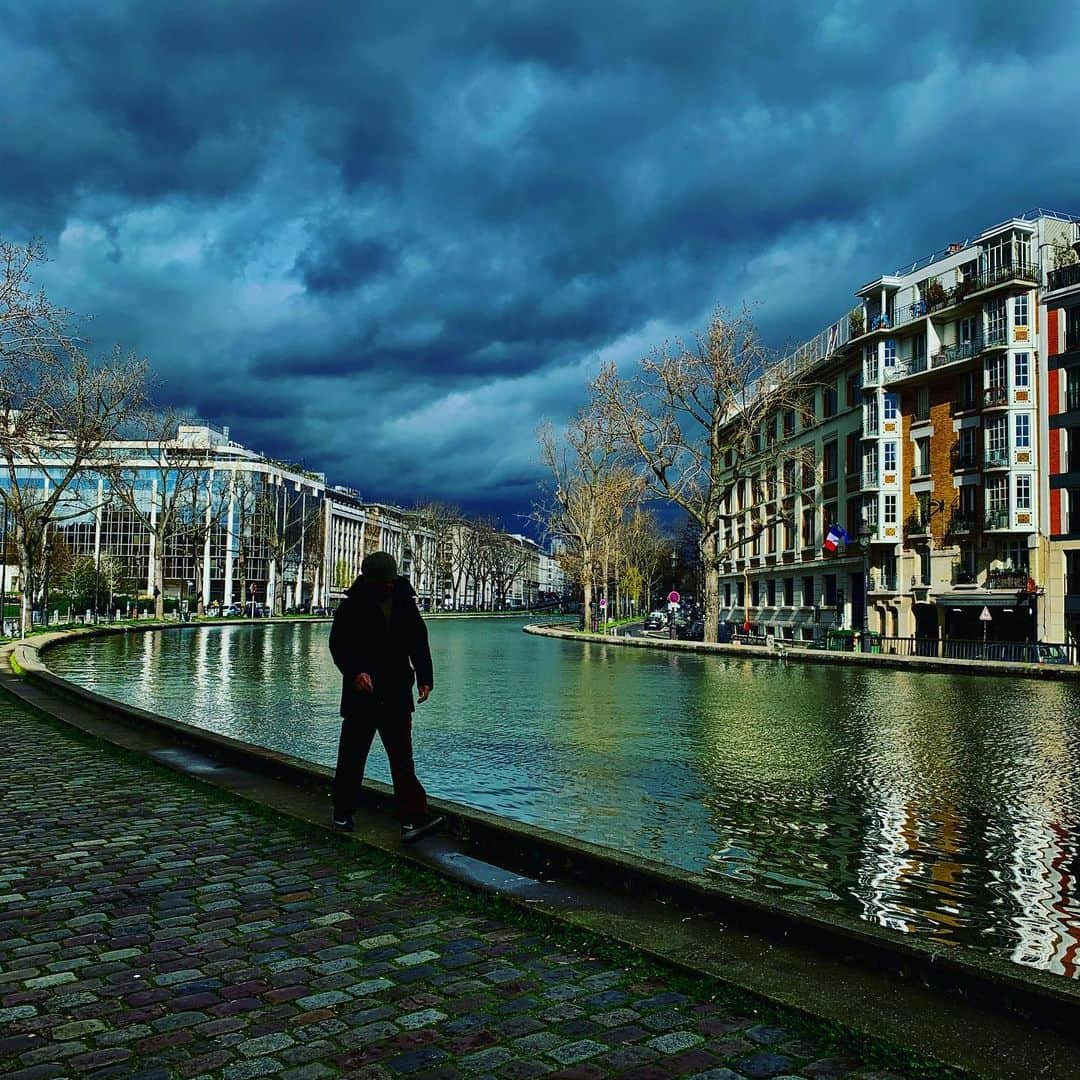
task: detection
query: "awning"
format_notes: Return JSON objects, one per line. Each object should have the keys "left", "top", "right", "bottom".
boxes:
{"left": 935, "top": 592, "right": 1033, "bottom": 608}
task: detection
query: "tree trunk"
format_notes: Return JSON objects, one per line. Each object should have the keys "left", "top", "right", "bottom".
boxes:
{"left": 700, "top": 530, "right": 720, "bottom": 643}
{"left": 154, "top": 551, "right": 165, "bottom": 619}
{"left": 581, "top": 544, "right": 593, "bottom": 632}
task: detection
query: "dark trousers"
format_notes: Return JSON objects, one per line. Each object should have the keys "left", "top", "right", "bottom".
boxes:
{"left": 333, "top": 710, "right": 428, "bottom": 824}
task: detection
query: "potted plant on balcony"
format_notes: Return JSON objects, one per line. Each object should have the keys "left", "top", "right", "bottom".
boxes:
{"left": 848, "top": 309, "right": 865, "bottom": 338}
{"left": 924, "top": 278, "right": 947, "bottom": 309}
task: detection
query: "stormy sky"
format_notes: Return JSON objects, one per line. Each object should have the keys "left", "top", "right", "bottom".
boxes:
{"left": 3, "top": 1, "right": 1079, "bottom": 528}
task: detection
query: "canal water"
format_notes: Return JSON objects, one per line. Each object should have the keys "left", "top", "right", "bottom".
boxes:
{"left": 47, "top": 618, "right": 1080, "bottom": 978}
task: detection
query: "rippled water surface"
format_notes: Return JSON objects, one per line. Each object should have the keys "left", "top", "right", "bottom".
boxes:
{"left": 48, "top": 618, "right": 1080, "bottom": 976}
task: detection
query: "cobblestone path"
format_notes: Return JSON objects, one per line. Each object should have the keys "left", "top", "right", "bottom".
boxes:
{"left": 0, "top": 697, "right": 923, "bottom": 1079}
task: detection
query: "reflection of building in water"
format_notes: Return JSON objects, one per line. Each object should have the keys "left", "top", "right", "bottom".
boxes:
{"left": 1004, "top": 819, "right": 1080, "bottom": 976}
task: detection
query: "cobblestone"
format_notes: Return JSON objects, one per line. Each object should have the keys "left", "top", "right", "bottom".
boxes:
{"left": 0, "top": 692, "right": 927, "bottom": 1078}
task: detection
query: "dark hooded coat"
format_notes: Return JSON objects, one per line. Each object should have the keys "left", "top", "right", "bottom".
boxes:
{"left": 329, "top": 576, "right": 434, "bottom": 717}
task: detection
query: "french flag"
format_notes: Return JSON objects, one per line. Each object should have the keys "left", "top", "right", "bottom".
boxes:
{"left": 822, "top": 523, "right": 850, "bottom": 554}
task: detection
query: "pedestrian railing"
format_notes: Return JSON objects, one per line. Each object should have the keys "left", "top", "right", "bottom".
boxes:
{"left": 873, "top": 636, "right": 1076, "bottom": 665}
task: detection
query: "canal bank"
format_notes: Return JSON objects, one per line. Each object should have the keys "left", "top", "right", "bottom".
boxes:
{"left": 523, "top": 622, "right": 1080, "bottom": 681}
{"left": 2, "top": 625, "right": 1080, "bottom": 1076}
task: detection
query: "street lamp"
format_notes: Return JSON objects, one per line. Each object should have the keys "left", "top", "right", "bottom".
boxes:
{"left": 858, "top": 517, "right": 871, "bottom": 652}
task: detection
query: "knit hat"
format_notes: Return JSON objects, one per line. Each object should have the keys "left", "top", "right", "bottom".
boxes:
{"left": 361, "top": 551, "right": 398, "bottom": 583}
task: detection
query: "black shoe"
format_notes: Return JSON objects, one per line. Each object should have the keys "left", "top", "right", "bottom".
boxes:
{"left": 332, "top": 809, "right": 354, "bottom": 832}
{"left": 400, "top": 815, "right": 445, "bottom": 844}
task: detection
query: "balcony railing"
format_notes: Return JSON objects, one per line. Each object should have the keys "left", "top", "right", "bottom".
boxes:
{"left": 987, "top": 569, "right": 1031, "bottom": 590}
{"left": 985, "top": 508, "right": 1010, "bottom": 530}
{"left": 950, "top": 444, "right": 980, "bottom": 471}
{"left": 984, "top": 385, "right": 1009, "bottom": 408}
{"left": 910, "top": 462, "right": 931, "bottom": 481}
{"left": 952, "top": 565, "right": 978, "bottom": 585}
{"left": 1047, "top": 262, "right": 1080, "bottom": 293}
{"left": 862, "top": 470, "right": 878, "bottom": 488}
{"left": 904, "top": 513, "right": 929, "bottom": 537}
{"left": 974, "top": 263, "right": 1038, "bottom": 292}
{"left": 946, "top": 512, "right": 977, "bottom": 535}
{"left": 864, "top": 422, "right": 879, "bottom": 438}
{"left": 984, "top": 329, "right": 1009, "bottom": 350}
{"left": 885, "top": 355, "right": 929, "bottom": 383}
{"left": 984, "top": 448, "right": 1009, "bottom": 469}
{"left": 932, "top": 339, "right": 982, "bottom": 368}
{"left": 868, "top": 570, "right": 898, "bottom": 592}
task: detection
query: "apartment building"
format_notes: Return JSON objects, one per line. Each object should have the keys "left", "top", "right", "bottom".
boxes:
{"left": 1043, "top": 236, "right": 1080, "bottom": 644}
{"left": 718, "top": 209, "right": 1079, "bottom": 648}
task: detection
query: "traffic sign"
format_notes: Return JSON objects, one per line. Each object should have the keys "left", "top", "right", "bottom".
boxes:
{"left": 979, "top": 606, "right": 993, "bottom": 622}
{"left": 668, "top": 590, "right": 681, "bottom": 604}
{"left": 598, "top": 597, "right": 606, "bottom": 608}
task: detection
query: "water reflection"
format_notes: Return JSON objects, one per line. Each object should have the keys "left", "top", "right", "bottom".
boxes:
{"left": 47, "top": 620, "right": 1080, "bottom": 977}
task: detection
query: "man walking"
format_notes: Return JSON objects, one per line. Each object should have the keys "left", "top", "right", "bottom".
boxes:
{"left": 328, "top": 551, "right": 444, "bottom": 843}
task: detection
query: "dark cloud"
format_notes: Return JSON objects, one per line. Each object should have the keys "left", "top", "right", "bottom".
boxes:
{"left": 3, "top": 0, "right": 1080, "bottom": 529}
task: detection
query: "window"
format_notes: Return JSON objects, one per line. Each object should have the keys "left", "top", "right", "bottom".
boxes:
{"left": 986, "top": 416, "right": 1007, "bottom": 466}
{"left": 783, "top": 409, "right": 795, "bottom": 436}
{"left": 1016, "top": 474, "right": 1031, "bottom": 512}
{"left": 783, "top": 459, "right": 795, "bottom": 495}
{"left": 1014, "top": 294, "right": 1029, "bottom": 328}
{"left": 751, "top": 580, "right": 760, "bottom": 606}
{"left": 919, "top": 548, "right": 931, "bottom": 587}
{"left": 1068, "top": 369, "right": 1080, "bottom": 412}
{"left": 957, "top": 371, "right": 978, "bottom": 410}
{"left": 784, "top": 577, "right": 794, "bottom": 606}
{"left": 846, "top": 496, "right": 861, "bottom": 536}
{"left": 823, "top": 574, "right": 837, "bottom": 605}
{"left": 766, "top": 523, "right": 776, "bottom": 553}
{"left": 864, "top": 443, "right": 878, "bottom": 482}
{"left": 823, "top": 442, "right": 838, "bottom": 482}
{"left": 883, "top": 393, "right": 898, "bottom": 421}
{"left": 958, "top": 426, "right": 979, "bottom": 467}
{"left": 883, "top": 494, "right": 897, "bottom": 525}
{"left": 987, "top": 475, "right": 1008, "bottom": 512}
{"left": 823, "top": 386, "right": 838, "bottom": 418}
{"left": 821, "top": 502, "right": 837, "bottom": 538}
{"left": 724, "top": 583, "right": 731, "bottom": 606}
{"left": 865, "top": 397, "right": 879, "bottom": 435}
{"left": 766, "top": 579, "right": 776, "bottom": 606}
{"left": 783, "top": 517, "right": 794, "bottom": 550}
{"left": 884, "top": 338, "right": 897, "bottom": 369}
{"left": 914, "top": 438, "right": 930, "bottom": 478}
{"left": 1003, "top": 539, "right": 1030, "bottom": 571}
{"left": 1014, "top": 352, "right": 1030, "bottom": 389}
{"left": 863, "top": 496, "right": 878, "bottom": 529}
{"left": 864, "top": 343, "right": 879, "bottom": 384}
{"left": 1015, "top": 413, "right": 1030, "bottom": 449}
{"left": 912, "top": 335, "right": 926, "bottom": 364}
{"left": 846, "top": 431, "right": 861, "bottom": 475}
{"left": 846, "top": 373, "right": 859, "bottom": 407}
{"left": 986, "top": 353, "right": 1006, "bottom": 392}
{"left": 802, "top": 508, "right": 815, "bottom": 547}
{"left": 883, "top": 441, "right": 897, "bottom": 472}
{"left": 737, "top": 581, "right": 745, "bottom": 605}
{"left": 802, "top": 576, "right": 814, "bottom": 606}
{"left": 986, "top": 297, "right": 1007, "bottom": 344}
{"left": 959, "top": 484, "right": 978, "bottom": 516}
{"left": 915, "top": 385, "right": 930, "bottom": 422}
{"left": 801, "top": 393, "right": 815, "bottom": 426}
{"left": 960, "top": 315, "right": 979, "bottom": 343}
{"left": 802, "top": 450, "right": 816, "bottom": 490}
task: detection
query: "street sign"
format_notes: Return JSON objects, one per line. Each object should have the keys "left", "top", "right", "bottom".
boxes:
{"left": 979, "top": 606, "right": 993, "bottom": 622}
{"left": 598, "top": 597, "right": 606, "bottom": 608}
{"left": 668, "top": 590, "right": 681, "bottom": 604}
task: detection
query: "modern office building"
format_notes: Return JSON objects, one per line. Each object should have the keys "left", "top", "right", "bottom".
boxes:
{"left": 717, "top": 209, "right": 1080, "bottom": 648}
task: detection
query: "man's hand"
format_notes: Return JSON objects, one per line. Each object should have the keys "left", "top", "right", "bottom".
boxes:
{"left": 353, "top": 672, "right": 374, "bottom": 694}
{"left": 417, "top": 684, "right": 431, "bottom": 704}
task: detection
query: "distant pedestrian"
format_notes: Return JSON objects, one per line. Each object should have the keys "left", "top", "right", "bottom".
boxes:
{"left": 328, "top": 551, "right": 444, "bottom": 844}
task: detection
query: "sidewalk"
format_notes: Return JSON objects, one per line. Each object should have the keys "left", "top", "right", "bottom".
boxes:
{"left": 0, "top": 695, "right": 930, "bottom": 1080}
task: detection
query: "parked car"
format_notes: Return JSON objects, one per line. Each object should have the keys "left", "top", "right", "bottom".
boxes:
{"left": 224, "top": 604, "right": 243, "bottom": 617}
{"left": 678, "top": 619, "right": 705, "bottom": 642}
{"left": 643, "top": 610, "right": 668, "bottom": 631}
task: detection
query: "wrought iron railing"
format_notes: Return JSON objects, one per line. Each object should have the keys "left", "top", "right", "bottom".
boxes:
{"left": 985, "top": 509, "right": 1010, "bottom": 529}
{"left": 904, "top": 513, "right": 928, "bottom": 537}
{"left": 951, "top": 444, "right": 980, "bottom": 470}
{"left": 984, "top": 385, "right": 1009, "bottom": 408}
{"left": 946, "top": 512, "right": 977, "bottom": 535}
{"left": 984, "top": 448, "right": 1009, "bottom": 468}
{"left": 951, "top": 564, "right": 978, "bottom": 585}
{"left": 986, "top": 569, "right": 1031, "bottom": 590}
{"left": 933, "top": 339, "right": 982, "bottom": 368}
{"left": 1047, "top": 262, "right": 1080, "bottom": 293}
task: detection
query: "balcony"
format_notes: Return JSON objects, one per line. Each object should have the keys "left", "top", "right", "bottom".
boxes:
{"left": 910, "top": 462, "right": 931, "bottom": 481}
{"left": 946, "top": 511, "right": 977, "bottom": 535}
{"left": 972, "top": 263, "right": 1039, "bottom": 294}
{"left": 986, "top": 569, "right": 1031, "bottom": 590}
{"left": 904, "top": 513, "right": 929, "bottom": 538}
{"left": 884, "top": 355, "right": 929, "bottom": 384}
{"left": 952, "top": 564, "right": 979, "bottom": 586}
{"left": 985, "top": 508, "right": 1010, "bottom": 530}
{"left": 863, "top": 422, "right": 879, "bottom": 438}
{"left": 1047, "top": 262, "right": 1080, "bottom": 294}
{"left": 983, "top": 448, "right": 1009, "bottom": 469}
{"left": 950, "top": 444, "right": 980, "bottom": 471}
{"left": 868, "top": 569, "right": 899, "bottom": 593}
{"left": 862, "top": 470, "right": 879, "bottom": 489}
{"left": 932, "top": 338, "right": 982, "bottom": 369}
{"left": 983, "top": 329, "right": 1009, "bottom": 351}
{"left": 983, "top": 385, "right": 1009, "bottom": 409}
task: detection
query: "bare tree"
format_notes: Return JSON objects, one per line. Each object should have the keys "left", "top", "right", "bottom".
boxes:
{"left": 617, "top": 507, "right": 667, "bottom": 614}
{"left": 176, "top": 464, "right": 232, "bottom": 615}
{"left": 592, "top": 305, "right": 806, "bottom": 643}
{"left": 1, "top": 238, "right": 146, "bottom": 634}
{"left": 103, "top": 409, "right": 205, "bottom": 619}
{"left": 482, "top": 528, "right": 530, "bottom": 610}
{"left": 405, "top": 500, "right": 460, "bottom": 610}
{"left": 536, "top": 409, "right": 639, "bottom": 626}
